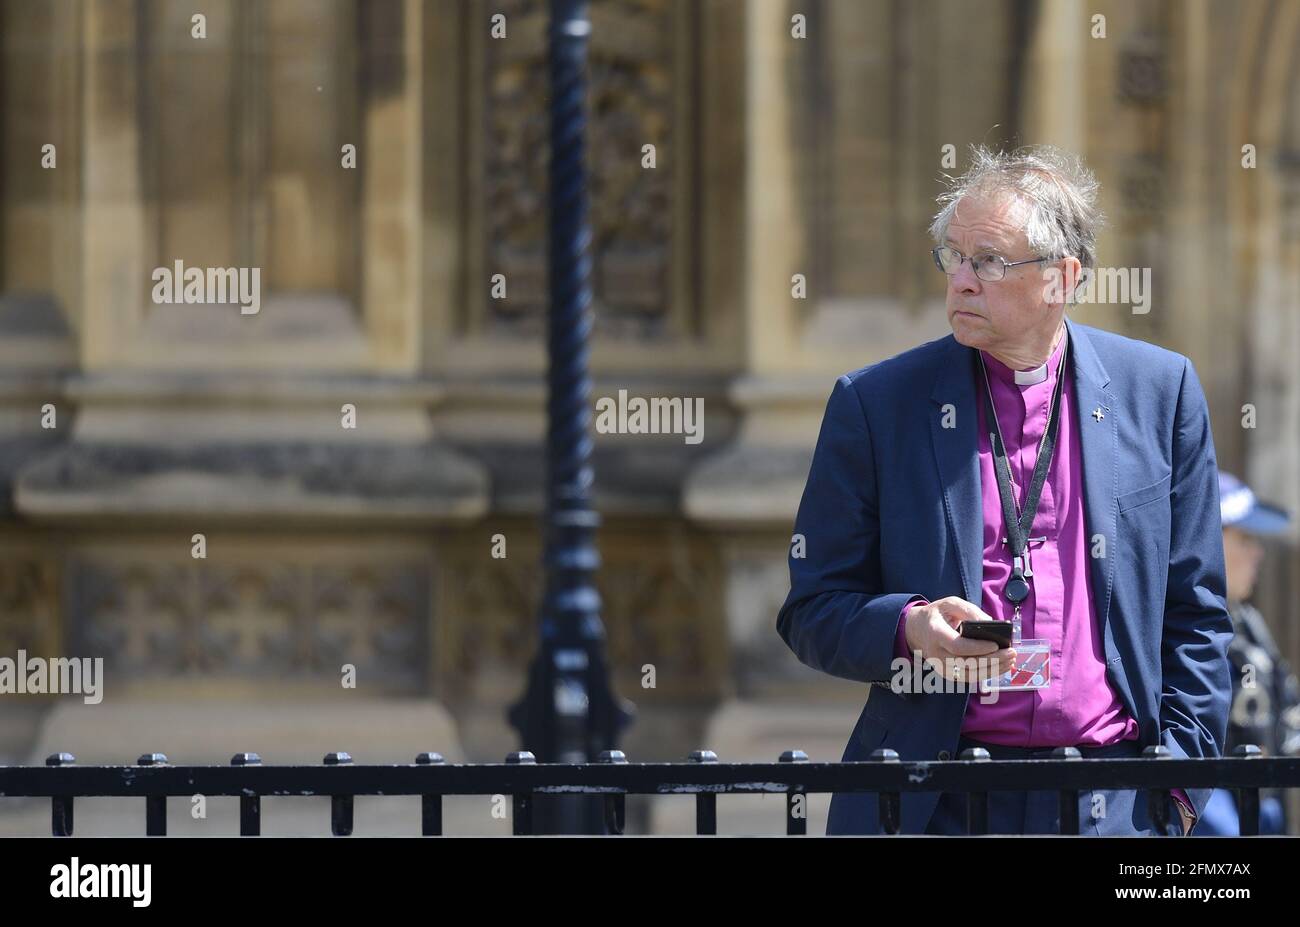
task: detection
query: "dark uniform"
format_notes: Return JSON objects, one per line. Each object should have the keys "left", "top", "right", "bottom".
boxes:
{"left": 1199, "top": 599, "right": 1300, "bottom": 834}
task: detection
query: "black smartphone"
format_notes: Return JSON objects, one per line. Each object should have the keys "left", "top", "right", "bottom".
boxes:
{"left": 959, "top": 620, "right": 1015, "bottom": 649}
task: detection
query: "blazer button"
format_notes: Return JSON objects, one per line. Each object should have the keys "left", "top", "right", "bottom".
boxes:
{"left": 937, "top": 750, "right": 951, "bottom": 760}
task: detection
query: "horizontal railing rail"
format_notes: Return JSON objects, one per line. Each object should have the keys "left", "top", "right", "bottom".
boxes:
{"left": 1, "top": 746, "right": 1296, "bottom": 836}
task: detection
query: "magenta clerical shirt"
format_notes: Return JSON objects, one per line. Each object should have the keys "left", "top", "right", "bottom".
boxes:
{"left": 891, "top": 325, "right": 1193, "bottom": 822}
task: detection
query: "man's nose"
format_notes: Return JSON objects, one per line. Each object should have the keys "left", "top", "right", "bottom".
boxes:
{"left": 951, "top": 258, "right": 982, "bottom": 293}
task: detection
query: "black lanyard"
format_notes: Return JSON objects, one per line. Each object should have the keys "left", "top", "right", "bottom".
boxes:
{"left": 977, "top": 333, "right": 1070, "bottom": 604}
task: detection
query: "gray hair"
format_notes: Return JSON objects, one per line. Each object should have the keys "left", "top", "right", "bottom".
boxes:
{"left": 928, "top": 144, "right": 1105, "bottom": 270}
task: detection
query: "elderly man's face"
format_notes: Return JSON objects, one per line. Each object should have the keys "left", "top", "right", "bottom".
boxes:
{"left": 942, "top": 193, "right": 1067, "bottom": 359}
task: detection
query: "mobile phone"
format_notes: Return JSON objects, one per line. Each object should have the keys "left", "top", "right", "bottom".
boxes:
{"left": 959, "top": 620, "right": 1015, "bottom": 649}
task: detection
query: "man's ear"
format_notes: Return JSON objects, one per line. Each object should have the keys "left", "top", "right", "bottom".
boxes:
{"left": 1061, "top": 257, "right": 1083, "bottom": 305}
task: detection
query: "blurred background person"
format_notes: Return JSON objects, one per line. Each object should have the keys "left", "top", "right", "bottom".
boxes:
{"left": 1194, "top": 472, "right": 1300, "bottom": 836}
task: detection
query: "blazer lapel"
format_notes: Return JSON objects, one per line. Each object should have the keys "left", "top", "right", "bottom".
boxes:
{"left": 1065, "top": 316, "right": 1119, "bottom": 640}
{"left": 929, "top": 337, "right": 983, "bottom": 605}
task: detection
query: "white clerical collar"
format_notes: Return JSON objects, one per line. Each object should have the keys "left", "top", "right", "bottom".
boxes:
{"left": 1014, "top": 362, "right": 1049, "bottom": 386}
{"left": 979, "top": 327, "right": 1066, "bottom": 388}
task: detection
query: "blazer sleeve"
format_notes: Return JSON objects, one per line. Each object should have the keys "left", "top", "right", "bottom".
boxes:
{"left": 775, "top": 374, "right": 921, "bottom": 684}
{"left": 1159, "top": 356, "right": 1235, "bottom": 822}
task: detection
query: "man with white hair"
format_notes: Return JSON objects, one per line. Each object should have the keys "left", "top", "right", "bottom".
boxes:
{"left": 777, "top": 144, "right": 1233, "bottom": 835}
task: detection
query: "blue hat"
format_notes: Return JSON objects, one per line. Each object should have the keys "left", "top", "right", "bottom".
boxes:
{"left": 1219, "top": 471, "right": 1291, "bottom": 536}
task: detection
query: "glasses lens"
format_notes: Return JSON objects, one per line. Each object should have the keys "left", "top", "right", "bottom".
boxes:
{"left": 934, "top": 247, "right": 960, "bottom": 274}
{"left": 973, "top": 254, "right": 1007, "bottom": 282}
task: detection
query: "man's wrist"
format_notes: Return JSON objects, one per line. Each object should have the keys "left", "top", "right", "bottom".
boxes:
{"left": 896, "top": 597, "right": 928, "bottom": 660}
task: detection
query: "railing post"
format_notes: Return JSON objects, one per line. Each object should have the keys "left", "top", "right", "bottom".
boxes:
{"left": 598, "top": 750, "right": 627, "bottom": 835}
{"left": 1052, "top": 747, "right": 1082, "bottom": 834}
{"left": 959, "top": 747, "right": 991, "bottom": 835}
{"left": 780, "top": 750, "right": 809, "bottom": 835}
{"left": 324, "top": 752, "right": 353, "bottom": 836}
{"left": 689, "top": 750, "right": 718, "bottom": 835}
{"left": 1233, "top": 744, "right": 1262, "bottom": 836}
{"left": 1141, "top": 745, "right": 1173, "bottom": 835}
{"left": 137, "top": 753, "right": 168, "bottom": 836}
{"left": 871, "top": 749, "right": 901, "bottom": 834}
{"left": 46, "top": 752, "right": 75, "bottom": 837}
{"left": 507, "top": 751, "right": 536, "bottom": 835}
{"left": 416, "top": 752, "right": 445, "bottom": 836}
{"left": 231, "top": 753, "right": 261, "bottom": 836}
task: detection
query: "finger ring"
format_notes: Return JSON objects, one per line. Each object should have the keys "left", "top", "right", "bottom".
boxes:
{"left": 953, "top": 663, "right": 965, "bottom": 680}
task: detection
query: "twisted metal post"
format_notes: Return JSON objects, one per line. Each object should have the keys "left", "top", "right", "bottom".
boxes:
{"left": 506, "top": 0, "right": 634, "bottom": 834}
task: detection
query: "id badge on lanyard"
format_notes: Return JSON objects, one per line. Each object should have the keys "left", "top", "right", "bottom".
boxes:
{"left": 984, "top": 638, "right": 1051, "bottom": 691}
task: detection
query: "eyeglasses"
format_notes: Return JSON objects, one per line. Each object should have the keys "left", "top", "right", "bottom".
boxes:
{"left": 931, "top": 245, "right": 1049, "bottom": 283}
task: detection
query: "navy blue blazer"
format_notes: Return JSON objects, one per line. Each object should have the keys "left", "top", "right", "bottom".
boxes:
{"left": 776, "top": 316, "right": 1233, "bottom": 834}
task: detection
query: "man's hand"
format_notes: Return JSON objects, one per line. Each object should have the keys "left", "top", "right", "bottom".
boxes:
{"left": 903, "top": 596, "right": 1017, "bottom": 683}
{"left": 1175, "top": 797, "right": 1195, "bottom": 836}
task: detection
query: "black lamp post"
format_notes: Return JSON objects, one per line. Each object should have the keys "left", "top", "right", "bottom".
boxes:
{"left": 506, "top": 0, "right": 635, "bottom": 835}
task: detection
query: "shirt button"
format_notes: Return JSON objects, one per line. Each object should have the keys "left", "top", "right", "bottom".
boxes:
{"left": 937, "top": 749, "right": 952, "bottom": 761}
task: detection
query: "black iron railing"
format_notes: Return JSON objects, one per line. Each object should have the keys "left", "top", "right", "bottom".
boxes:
{"left": 1, "top": 746, "right": 1296, "bottom": 836}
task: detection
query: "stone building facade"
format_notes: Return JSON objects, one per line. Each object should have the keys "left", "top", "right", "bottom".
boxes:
{"left": 0, "top": 0, "right": 1296, "bottom": 834}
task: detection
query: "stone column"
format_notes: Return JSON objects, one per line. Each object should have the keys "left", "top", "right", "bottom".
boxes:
{"left": 683, "top": 0, "right": 878, "bottom": 714}
{"left": 8, "top": 1, "right": 490, "bottom": 717}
